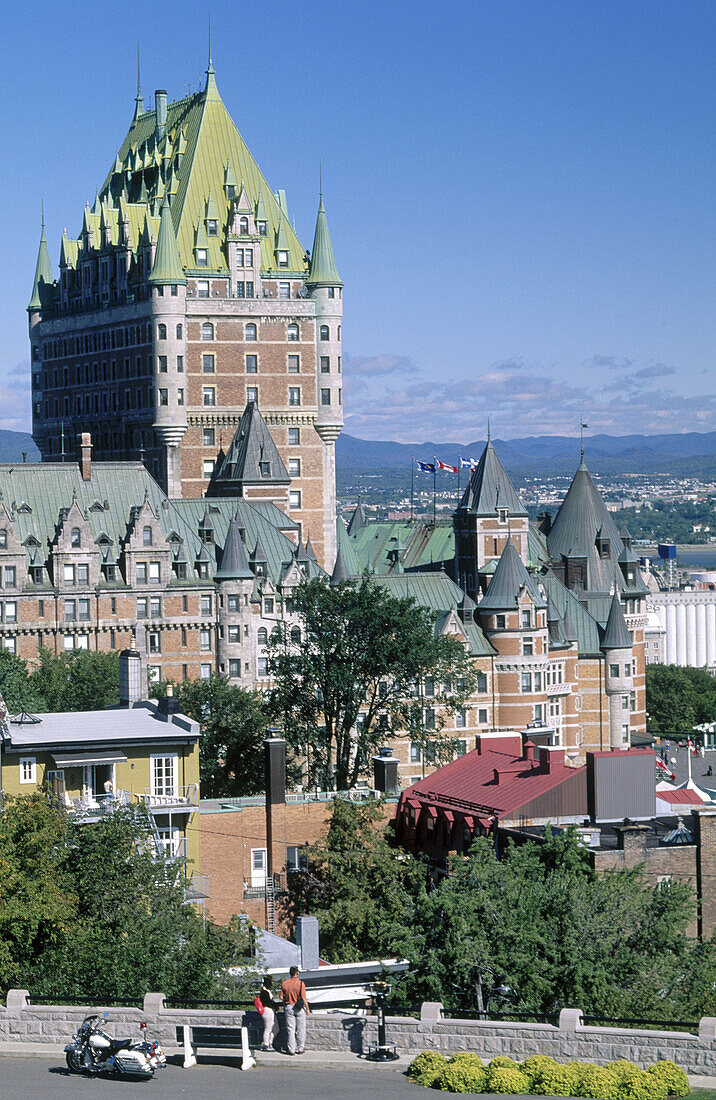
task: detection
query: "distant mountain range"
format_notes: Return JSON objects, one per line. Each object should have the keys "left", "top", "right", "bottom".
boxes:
{"left": 0, "top": 432, "right": 39, "bottom": 463}
{"left": 336, "top": 431, "right": 716, "bottom": 481}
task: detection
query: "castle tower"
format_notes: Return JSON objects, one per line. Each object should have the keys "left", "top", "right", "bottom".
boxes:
{"left": 453, "top": 437, "right": 529, "bottom": 603}
{"left": 601, "top": 592, "right": 634, "bottom": 750}
{"left": 215, "top": 511, "right": 256, "bottom": 683}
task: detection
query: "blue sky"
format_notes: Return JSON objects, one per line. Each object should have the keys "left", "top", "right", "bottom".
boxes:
{"left": 2, "top": 0, "right": 713, "bottom": 441}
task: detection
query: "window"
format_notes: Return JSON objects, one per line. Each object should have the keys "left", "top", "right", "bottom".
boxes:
{"left": 522, "top": 610, "right": 531, "bottom": 628}
{"left": 159, "top": 388, "right": 168, "bottom": 406}
{"left": 71, "top": 527, "right": 81, "bottom": 548}
{"left": 143, "top": 526, "right": 153, "bottom": 547}
{"left": 245, "top": 323, "right": 257, "bottom": 341}
{"left": 148, "top": 665, "right": 161, "bottom": 683}
{"left": 320, "top": 356, "right": 330, "bottom": 373}
{"left": 523, "top": 639, "right": 533, "bottom": 656}
{"left": 78, "top": 598, "right": 90, "bottom": 621}
{"left": 150, "top": 597, "right": 161, "bottom": 618}
{"left": 200, "top": 594, "right": 212, "bottom": 616}
{"left": 63, "top": 564, "right": 75, "bottom": 586}
{"left": 239, "top": 217, "right": 249, "bottom": 234}
{"left": 475, "top": 671, "right": 487, "bottom": 693}
{"left": 202, "top": 353, "right": 215, "bottom": 373}
{"left": 290, "top": 627, "right": 301, "bottom": 645}
{"left": 257, "top": 657, "right": 268, "bottom": 677}
{"left": 228, "top": 625, "right": 240, "bottom": 643}
{"left": 478, "top": 708, "right": 488, "bottom": 724}
{"left": 228, "top": 595, "right": 240, "bottom": 612}
{"left": 148, "top": 631, "right": 161, "bottom": 654}
{"left": 521, "top": 672, "right": 532, "bottom": 693}
{"left": 320, "top": 325, "right": 329, "bottom": 341}
{"left": 158, "top": 354, "right": 168, "bottom": 373}
{"left": 287, "top": 323, "right": 299, "bottom": 341}
{"left": 200, "top": 629, "right": 212, "bottom": 651}
{"left": 257, "top": 627, "right": 268, "bottom": 645}
{"left": 0, "top": 530, "right": 6, "bottom": 549}
{"left": 289, "top": 491, "right": 301, "bottom": 508}
{"left": 136, "top": 597, "right": 148, "bottom": 618}
{"left": 203, "top": 428, "right": 215, "bottom": 446}
{"left": 203, "top": 459, "right": 215, "bottom": 479}
{"left": 321, "top": 388, "right": 331, "bottom": 405}
{"left": 288, "top": 387, "right": 301, "bottom": 406}
{"left": 176, "top": 324, "right": 183, "bottom": 339}
{"left": 259, "top": 461, "right": 271, "bottom": 478}
{"left": 247, "top": 386, "right": 258, "bottom": 404}
{"left": 63, "top": 635, "right": 75, "bottom": 651}
{"left": 203, "top": 387, "right": 216, "bottom": 406}
{"left": 610, "top": 663, "right": 619, "bottom": 678}
{"left": 207, "top": 219, "right": 218, "bottom": 236}
{"left": 178, "top": 388, "right": 185, "bottom": 405}
{"left": 236, "top": 281, "right": 245, "bottom": 298}
{"left": 455, "top": 708, "right": 466, "bottom": 728}
{"left": 149, "top": 562, "right": 160, "bottom": 584}
{"left": 496, "top": 614, "right": 506, "bottom": 628}
{"left": 197, "top": 280, "right": 210, "bottom": 298}
{"left": 201, "top": 322, "right": 214, "bottom": 341}
{"left": 151, "top": 754, "right": 178, "bottom": 799}
{"left": 263, "top": 598, "right": 274, "bottom": 614}
{"left": 246, "top": 354, "right": 258, "bottom": 374}
{"left": 288, "top": 355, "right": 300, "bottom": 374}
{"left": 19, "top": 757, "right": 36, "bottom": 784}
{"left": 424, "top": 707, "right": 436, "bottom": 730}
{"left": 136, "top": 562, "right": 148, "bottom": 583}
{"left": 534, "top": 671, "right": 542, "bottom": 691}
{"left": 258, "top": 221, "right": 267, "bottom": 236}
{"left": 158, "top": 324, "right": 167, "bottom": 340}
{"left": 277, "top": 251, "right": 289, "bottom": 268}
{"left": 4, "top": 566, "right": 16, "bottom": 587}
{"left": 410, "top": 743, "right": 421, "bottom": 763}
{"left": 196, "top": 248, "right": 208, "bottom": 266}
{"left": 228, "top": 659, "right": 241, "bottom": 677}
{"left": 288, "top": 427, "right": 300, "bottom": 446}
{"left": 288, "top": 458, "right": 301, "bottom": 477}
{"left": 622, "top": 694, "right": 630, "bottom": 710}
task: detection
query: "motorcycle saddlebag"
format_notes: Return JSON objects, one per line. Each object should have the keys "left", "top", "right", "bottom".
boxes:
{"left": 114, "top": 1050, "right": 152, "bottom": 1075}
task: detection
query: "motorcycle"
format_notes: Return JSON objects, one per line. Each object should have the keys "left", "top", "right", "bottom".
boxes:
{"left": 64, "top": 1012, "right": 167, "bottom": 1078}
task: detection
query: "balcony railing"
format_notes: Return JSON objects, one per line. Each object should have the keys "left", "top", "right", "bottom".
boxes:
{"left": 139, "top": 785, "right": 199, "bottom": 812}
{"left": 184, "top": 872, "right": 210, "bottom": 901}
{"left": 66, "top": 790, "right": 131, "bottom": 820}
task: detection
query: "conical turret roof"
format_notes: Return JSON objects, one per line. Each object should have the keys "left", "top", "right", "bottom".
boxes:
{"left": 148, "top": 197, "right": 186, "bottom": 285}
{"left": 307, "top": 187, "right": 342, "bottom": 287}
{"left": 28, "top": 220, "right": 54, "bottom": 311}
{"left": 212, "top": 402, "right": 289, "bottom": 487}
{"left": 602, "top": 593, "right": 632, "bottom": 650}
{"left": 347, "top": 501, "right": 367, "bottom": 536}
{"left": 457, "top": 440, "right": 527, "bottom": 517}
{"left": 547, "top": 459, "right": 626, "bottom": 595}
{"left": 215, "top": 513, "right": 253, "bottom": 580}
{"left": 330, "top": 544, "right": 352, "bottom": 585}
{"left": 478, "top": 538, "right": 546, "bottom": 613}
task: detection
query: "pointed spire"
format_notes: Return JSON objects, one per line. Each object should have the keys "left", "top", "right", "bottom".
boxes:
{"left": 602, "top": 592, "right": 632, "bottom": 651}
{"left": 205, "top": 188, "right": 220, "bottom": 223}
{"left": 477, "top": 538, "right": 546, "bottom": 613}
{"left": 307, "top": 176, "right": 342, "bottom": 287}
{"left": 148, "top": 197, "right": 186, "bottom": 285}
{"left": 458, "top": 438, "right": 527, "bottom": 517}
{"left": 211, "top": 402, "right": 290, "bottom": 487}
{"left": 28, "top": 211, "right": 54, "bottom": 312}
{"left": 305, "top": 536, "right": 317, "bottom": 563}
{"left": 133, "top": 42, "right": 145, "bottom": 121}
{"left": 330, "top": 544, "right": 352, "bottom": 586}
{"left": 204, "top": 15, "right": 220, "bottom": 100}
{"left": 215, "top": 514, "right": 253, "bottom": 581}
{"left": 347, "top": 501, "right": 367, "bottom": 537}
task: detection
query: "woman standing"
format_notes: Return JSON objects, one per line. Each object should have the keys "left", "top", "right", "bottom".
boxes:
{"left": 259, "top": 975, "right": 279, "bottom": 1050}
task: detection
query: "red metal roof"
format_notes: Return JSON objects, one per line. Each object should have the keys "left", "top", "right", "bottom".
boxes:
{"left": 657, "top": 788, "right": 706, "bottom": 806}
{"left": 399, "top": 738, "right": 584, "bottom": 820}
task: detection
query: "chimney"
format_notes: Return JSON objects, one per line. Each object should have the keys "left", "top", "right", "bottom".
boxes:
{"left": 158, "top": 682, "right": 182, "bottom": 716}
{"left": 264, "top": 735, "right": 286, "bottom": 880}
{"left": 537, "top": 746, "right": 565, "bottom": 773}
{"left": 78, "top": 432, "right": 92, "bottom": 481}
{"left": 521, "top": 735, "right": 535, "bottom": 764}
{"left": 118, "top": 648, "right": 142, "bottom": 707}
{"left": 155, "top": 90, "right": 167, "bottom": 137}
{"left": 295, "top": 916, "right": 320, "bottom": 972}
{"left": 373, "top": 750, "right": 399, "bottom": 794}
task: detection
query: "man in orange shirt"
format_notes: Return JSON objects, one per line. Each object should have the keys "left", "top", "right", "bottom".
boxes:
{"left": 281, "top": 966, "right": 310, "bottom": 1055}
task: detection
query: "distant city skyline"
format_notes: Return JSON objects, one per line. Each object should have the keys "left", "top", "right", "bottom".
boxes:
{"left": 2, "top": 0, "right": 713, "bottom": 441}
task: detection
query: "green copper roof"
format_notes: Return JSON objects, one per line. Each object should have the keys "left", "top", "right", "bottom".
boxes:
{"left": 457, "top": 440, "right": 527, "bottom": 517}
{"left": 28, "top": 221, "right": 54, "bottom": 311}
{"left": 212, "top": 402, "right": 289, "bottom": 488}
{"left": 601, "top": 593, "right": 632, "bottom": 651}
{"left": 148, "top": 197, "right": 186, "bottom": 285}
{"left": 478, "top": 538, "right": 546, "bottom": 613}
{"left": 307, "top": 190, "right": 341, "bottom": 287}
{"left": 96, "top": 74, "right": 308, "bottom": 275}
{"left": 215, "top": 512, "right": 254, "bottom": 580}
{"left": 375, "top": 573, "right": 495, "bottom": 657}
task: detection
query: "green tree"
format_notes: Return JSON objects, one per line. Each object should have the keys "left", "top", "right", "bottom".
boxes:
{"left": 290, "top": 798, "right": 426, "bottom": 964}
{"left": 29, "top": 649, "right": 120, "bottom": 712}
{"left": 645, "top": 663, "right": 716, "bottom": 734}
{"left": 0, "top": 651, "right": 42, "bottom": 713}
{"left": 0, "top": 794, "right": 75, "bottom": 990}
{"left": 173, "top": 674, "right": 269, "bottom": 798}
{"left": 266, "top": 575, "right": 476, "bottom": 790}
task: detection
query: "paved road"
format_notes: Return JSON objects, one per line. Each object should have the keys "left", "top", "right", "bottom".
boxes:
{"left": 0, "top": 1056, "right": 422, "bottom": 1098}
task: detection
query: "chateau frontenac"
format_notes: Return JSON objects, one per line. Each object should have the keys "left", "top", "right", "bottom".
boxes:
{"left": 28, "top": 52, "right": 342, "bottom": 569}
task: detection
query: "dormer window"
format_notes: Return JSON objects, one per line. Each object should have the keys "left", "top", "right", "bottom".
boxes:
{"left": 258, "top": 221, "right": 267, "bottom": 237}
{"left": 142, "top": 526, "right": 153, "bottom": 547}
{"left": 0, "top": 530, "right": 6, "bottom": 549}
{"left": 277, "top": 250, "right": 289, "bottom": 268}
{"left": 259, "top": 461, "right": 271, "bottom": 478}
{"left": 196, "top": 248, "right": 208, "bottom": 266}
{"left": 71, "top": 527, "right": 81, "bottom": 548}
{"left": 207, "top": 219, "right": 218, "bottom": 237}
{"left": 239, "top": 216, "right": 249, "bottom": 234}
{"left": 597, "top": 538, "right": 610, "bottom": 559}
{"left": 498, "top": 508, "right": 508, "bottom": 524}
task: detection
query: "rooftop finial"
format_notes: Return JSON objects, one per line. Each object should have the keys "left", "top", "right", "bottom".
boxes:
{"left": 204, "top": 13, "right": 219, "bottom": 98}
{"left": 208, "top": 12, "right": 214, "bottom": 71}
{"left": 41, "top": 200, "right": 45, "bottom": 234}
{"left": 580, "top": 417, "right": 588, "bottom": 462}
{"left": 487, "top": 415, "right": 491, "bottom": 443}
{"left": 133, "top": 41, "right": 145, "bottom": 120}
{"left": 319, "top": 160, "right": 324, "bottom": 207}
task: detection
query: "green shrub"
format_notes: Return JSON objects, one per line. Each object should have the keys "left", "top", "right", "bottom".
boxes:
{"left": 407, "top": 1050, "right": 448, "bottom": 1087}
{"left": 486, "top": 1065, "right": 531, "bottom": 1094}
{"left": 646, "top": 1061, "right": 690, "bottom": 1098}
{"left": 521, "top": 1054, "right": 560, "bottom": 1084}
{"left": 438, "top": 1062, "right": 488, "bottom": 1093}
{"left": 620, "top": 1072, "right": 668, "bottom": 1100}
{"left": 489, "top": 1056, "right": 521, "bottom": 1070}
{"left": 577, "top": 1064, "right": 620, "bottom": 1099}
{"left": 529, "top": 1061, "right": 579, "bottom": 1096}
{"left": 448, "top": 1052, "right": 485, "bottom": 1069}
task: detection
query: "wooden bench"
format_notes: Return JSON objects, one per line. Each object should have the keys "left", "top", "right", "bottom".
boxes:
{"left": 178, "top": 1024, "right": 256, "bottom": 1070}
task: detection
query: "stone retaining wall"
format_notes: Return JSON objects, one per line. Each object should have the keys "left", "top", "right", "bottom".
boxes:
{"left": 3, "top": 992, "right": 716, "bottom": 1075}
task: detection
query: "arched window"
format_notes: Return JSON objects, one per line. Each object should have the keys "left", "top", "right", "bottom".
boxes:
{"left": 320, "top": 325, "right": 329, "bottom": 341}
{"left": 176, "top": 323, "right": 183, "bottom": 339}
{"left": 201, "top": 322, "right": 214, "bottom": 341}
{"left": 143, "top": 526, "right": 153, "bottom": 547}
{"left": 287, "top": 323, "right": 299, "bottom": 341}
{"left": 257, "top": 627, "right": 268, "bottom": 645}
{"left": 290, "top": 627, "right": 301, "bottom": 645}
{"left": 157, "top": 323, "right": 167, "bottom": 340}
{"left": 71, "top": 527, "right": 81, "bottom": 548}
{"left": 239, "top": 216, "right": 249, "bottom": 234}
{"left": 245, "top": 323, "right": 257, "bottom": 341}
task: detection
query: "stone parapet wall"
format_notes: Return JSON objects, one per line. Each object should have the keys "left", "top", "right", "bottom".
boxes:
{"left": 3, "top": 993, "right": 716, "bottom": 1074}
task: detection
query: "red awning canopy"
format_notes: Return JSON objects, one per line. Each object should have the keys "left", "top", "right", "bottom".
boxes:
{"left": 442, "top": 810, "right": 455, "bottom": 824}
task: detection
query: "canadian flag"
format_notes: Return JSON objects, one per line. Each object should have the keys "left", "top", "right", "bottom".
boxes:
{"left": 436, "top": 458, "right": 459, "bottom": 473}
{"left": 656, "top": 757, "right": 675, "bottom": 780}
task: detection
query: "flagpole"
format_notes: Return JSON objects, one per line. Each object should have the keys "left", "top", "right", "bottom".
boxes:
{"left": 457, "top": 459, "right": 461, "bottom": 504}
{"left": 410, "top": 457, "right": 414, "bottom": 525}
{"left": 433, "top": 464, "right": 437, "bottom": 526}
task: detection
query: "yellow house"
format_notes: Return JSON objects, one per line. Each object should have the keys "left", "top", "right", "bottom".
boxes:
{"left": 0, "top": 691, "right": 205, "bottom": 906}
